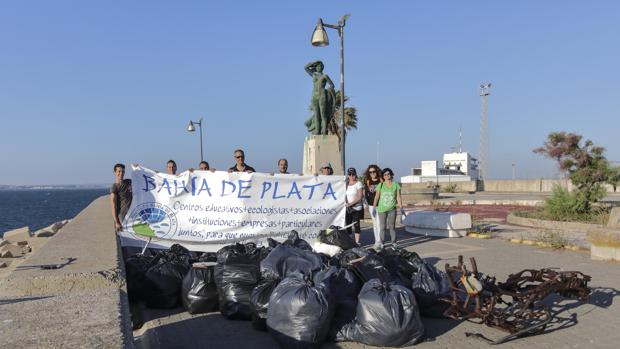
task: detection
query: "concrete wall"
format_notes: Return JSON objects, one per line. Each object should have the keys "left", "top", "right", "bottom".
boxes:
{"left": 482, "top": 179, "right": 616, "bottom": 193}
{"left": 402, "top": 179, "right": 617, "bottom": 194}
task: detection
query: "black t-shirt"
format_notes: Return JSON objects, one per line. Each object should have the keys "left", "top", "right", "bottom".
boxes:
{"left": 110, "top": 179, "right": 132, "bottom": 221}
{"left": 228, "top": 164, "right": 256, "bottom": 172}
{"left": 364, "top": 178, "right": 382, "bottom": 206}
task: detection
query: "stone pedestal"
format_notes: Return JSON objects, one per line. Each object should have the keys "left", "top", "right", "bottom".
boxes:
{"left": 303, "top": 135, "right": 343, "bottom": 175}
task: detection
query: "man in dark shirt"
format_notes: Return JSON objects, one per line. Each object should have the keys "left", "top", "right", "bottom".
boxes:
{"left": 228, "top": 149, "right": 256, "bottom": 173}
{"left": 110, "top": 163, "right": 132, "bottom": 232}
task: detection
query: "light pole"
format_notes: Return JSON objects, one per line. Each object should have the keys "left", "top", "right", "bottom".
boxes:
{"left": 311, "top": 14, "right": 350, "bottom": 175}
{"left": 512, "top": 163, "right": 516, "bottom": 180}
{"left": 186, "top": 118, "right": 204, "bottom": 162}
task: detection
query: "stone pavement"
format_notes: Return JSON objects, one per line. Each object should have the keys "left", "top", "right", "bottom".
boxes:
{"left": 135, "top": 225, "right": 620, "bottom": 349}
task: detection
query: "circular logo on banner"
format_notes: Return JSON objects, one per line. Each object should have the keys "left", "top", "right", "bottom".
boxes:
{"left": 126, "top": 202, "right": 178, "bottom": 239}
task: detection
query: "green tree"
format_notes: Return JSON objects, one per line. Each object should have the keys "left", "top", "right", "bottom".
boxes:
{"left": 608, "top": 165, "right": 620, "bottom": 192}
{"left": 534, "top": 131, "right": 611, "bottom": 213}
{"left": 328, "top": 90, "right": 358, "bottom": 148}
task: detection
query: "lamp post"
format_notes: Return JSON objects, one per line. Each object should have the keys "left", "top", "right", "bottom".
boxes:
{"left": 186, "top": 118, "right": 204, "bottom": 162}
{"left": 311, "top": 14, "right": 350, "bottom": 175}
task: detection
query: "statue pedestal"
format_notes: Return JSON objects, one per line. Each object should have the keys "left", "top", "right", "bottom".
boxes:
{"left": 303, "top": 135, "right": 343, "bottom": 175}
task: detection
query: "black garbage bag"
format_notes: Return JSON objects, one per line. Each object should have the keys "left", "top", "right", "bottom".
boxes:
{"left": 267, "top": 272, "right": 334, "bottom": 349}
{"left": 337, "top": 247, "right": 368, "bottom": 265}
{"left": 351, "top": 254, "right": 393, "bottom": 283}
{"left": 318, "top": 226, "right": 357, "bottom": 250}
{"left": 197, "top": 252, "right": 217, "bottom": 263}
{"left": 377, "top": 247, "right": 419, "bottom": 285}
{"left": 142, "top": 244, "right": 192, "bottom": 308}
{"left": 143, "top": 259, "right": 190, "bottom": 308}
{"left": 411, "top": 257, "right": 451, "bottom": 318}
{"left": 124, "top": 253, "right": 157, "bottom": 302}
{"left": 336, "top": 279, "right": 425, "bottom": 347}
{"left": 250, "top": 278, "right": 280, "bottom": 331}
{"left": 314, "top": 266, "right": 363, "bottom": 339}
{"left": 214, "top": 244, "right": 262, "bottom": 320}
{"left": 182, "top": 262, "right": 219, "bottom": 314}
{"left": 283, "top": 230, "right": 313, "bottom": 251}
{"left": 267, "top": 238, "right": 280, "bottom": 248}
{"left": 260, "top": 244, "right": 323, "bottom": 280}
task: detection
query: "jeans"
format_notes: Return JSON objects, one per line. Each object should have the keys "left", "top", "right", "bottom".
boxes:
{"left": 368, "top": 205, "right": 381, "bottom": 247}
{"left": 378, "top": 208, "right": 397, "bottom": 244}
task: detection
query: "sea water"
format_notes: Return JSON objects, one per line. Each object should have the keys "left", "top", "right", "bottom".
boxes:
{"left": 0, "top": 189, "right": 108, "bottom": 237}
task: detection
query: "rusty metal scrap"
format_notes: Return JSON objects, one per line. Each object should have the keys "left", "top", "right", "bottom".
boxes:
{"left": 442, "top": 255, "right": 591, "bottom": 345}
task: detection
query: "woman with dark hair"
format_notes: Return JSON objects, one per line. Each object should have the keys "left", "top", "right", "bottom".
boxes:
{"left": 363, "top": 164, "right": 383, "bottom": 249}
{"left": 373, "top": 168, "right": 403, "bottom": 247}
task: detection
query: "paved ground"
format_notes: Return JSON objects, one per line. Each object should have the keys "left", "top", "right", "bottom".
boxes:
{"left": 134, "top": 222, "right": 620, "bottom": 349}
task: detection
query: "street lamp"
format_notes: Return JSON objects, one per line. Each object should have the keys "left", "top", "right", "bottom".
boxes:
{"left": 186, "top": 118, "right": 204, "bottom": 162}
{"left": 311, "top": 14, "right": 350, "bottom": 175}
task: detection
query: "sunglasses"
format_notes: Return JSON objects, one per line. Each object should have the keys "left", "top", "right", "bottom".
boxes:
{"left": 235, "top": 155, "right": 244, "bottom": 159}
{"left": 383, "top": 172, "right": 392, "bottom": 177}
{"left": 368, "top": 170, "right": 377, "bottom": 174}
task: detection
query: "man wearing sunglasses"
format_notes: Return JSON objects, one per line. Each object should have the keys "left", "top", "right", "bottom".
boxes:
{"left": 228, "top": 149, "right": 256, "bottom": 173}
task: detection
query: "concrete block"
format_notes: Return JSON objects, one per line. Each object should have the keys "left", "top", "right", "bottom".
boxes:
{"left": 608, "top": 207, "right": 620, "bottom": 228}
{"left": 402, "top": 211, "right": 471, "bottom": 238}
{"left": 2, "top": 227, "right": 30, "bottom": 243}
{"left": 34, "top": 229, "right": 55, "bottom": 238}
{"left": 0, "top": 243, "right": 24, "bottom": 258}
{"left": 47, "top": 221, "right": 65, "bottom": 233}
{"left": 588, "top": 229, "right": 620, "bottom": 262}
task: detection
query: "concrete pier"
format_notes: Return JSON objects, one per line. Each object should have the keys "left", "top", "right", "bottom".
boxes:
{"left": 0, "top": 196, "right": 133, "bottom": 348}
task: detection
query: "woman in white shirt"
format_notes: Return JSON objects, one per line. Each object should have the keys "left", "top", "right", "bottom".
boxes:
{"left": 345, "top": 167, "right": 364, "bottom": 244}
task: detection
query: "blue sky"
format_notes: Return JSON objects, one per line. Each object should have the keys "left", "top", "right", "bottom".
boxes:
{"left": 1, "top": 1, "right": 618, "bottom": 185}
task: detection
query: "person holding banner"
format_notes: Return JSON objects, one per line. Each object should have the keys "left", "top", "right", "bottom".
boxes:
{"left": 373, "top": 168, "right": 404, "bottom": 247}
{"left": 228, "top": 149, "right": 256, "bottom": 173}
{"left": 110, "top": 163, "right": 132, "bottom": 232}
{"left": 277, "top": 158, "right": 289, "bottom": 174}
{"left": 320, "top": 163, "right": 334, "bottom": 175}
{"left": 166, "top": 160, "right": 177, "bottom": 175}
{"left": 345, "top": 167, "right": 364, "bottom": 244}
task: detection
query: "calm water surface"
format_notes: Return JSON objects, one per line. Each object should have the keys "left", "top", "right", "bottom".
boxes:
{"left": 0, "top": 189, "right": 108, "bottom": 237}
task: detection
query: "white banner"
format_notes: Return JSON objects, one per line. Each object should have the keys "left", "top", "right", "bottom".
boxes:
{"left": 119, "top": 165, "right": 346, "bottom": 252}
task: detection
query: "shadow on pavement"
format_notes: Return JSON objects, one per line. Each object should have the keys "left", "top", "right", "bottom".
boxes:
{"left": 0, "top": 296, "right": 53, "bottom": 306}
{"left": 588, "top": 286, "right": 620, "bottom": 308}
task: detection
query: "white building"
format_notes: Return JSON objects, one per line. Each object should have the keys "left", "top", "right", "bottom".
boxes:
{"left": 401, "top": 152, "right": 479, "bottom": 184}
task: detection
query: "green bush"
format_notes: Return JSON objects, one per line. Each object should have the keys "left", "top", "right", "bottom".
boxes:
{"left": 542, "top": 184, "right": 610, "bottom": 222}
{"left": 443, "top": 183, "right": 457, "bottom": 193}
{"left": 543, "top": 185, "right": 579, "bottom": 220}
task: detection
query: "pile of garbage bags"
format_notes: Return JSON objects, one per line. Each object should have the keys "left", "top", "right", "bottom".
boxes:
{"left": 125, "top": 229, "right": 454, "bottom": 348}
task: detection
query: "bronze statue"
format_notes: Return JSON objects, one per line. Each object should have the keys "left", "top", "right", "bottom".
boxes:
{"left": 304, "top": 60, "right": 336, "bottom": 135}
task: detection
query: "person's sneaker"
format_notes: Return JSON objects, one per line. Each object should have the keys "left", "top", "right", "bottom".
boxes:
{"left": 373, "top": 244, "right": 383, "bottom": 251}
{"left": 391, "top": 241, "right": 399, "bottom": 249}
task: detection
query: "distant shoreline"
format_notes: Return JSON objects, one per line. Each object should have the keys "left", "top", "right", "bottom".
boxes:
{"left": 0, "top": 185, "right": 108, "bottom": 191}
